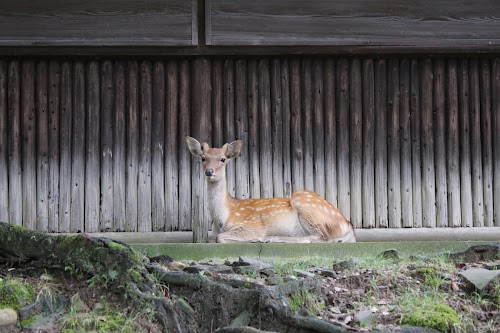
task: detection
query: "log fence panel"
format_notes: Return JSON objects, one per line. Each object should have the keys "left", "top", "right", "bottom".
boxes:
{"left": 1, "top": 57, "right": 499, "bottom": 237}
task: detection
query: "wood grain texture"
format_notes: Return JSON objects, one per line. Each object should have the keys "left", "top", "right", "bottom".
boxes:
{"left": 235, "top": 59, "right": 250, "bottom": 200}
{"left": 0, "top": 62, "right": 7, "bottom": 223}
{"left": 47, "top": 61, "right": 60, "bottom": 232}
{"left": 247, "top": 60, "right": 261, "bottom": 198}
{"left": 493, "top": 59, "right": 500, "bottom": 227}
{"left": 125, "top": 61, "right": 138, "bottom": 232}
{"left": 350, "top": 59, "right": 362, "bottom": 229}
{"left": 113, "top": 62, "right": 126, "bottom": 231}
{"left": 337, "top": 59, "right": 350, "bottom": 220}
{"left": 290, "top": 59, "right": 303, "bottom": 192}
{"left": 271, "top": 59, "right": 284, "bottom": 197}
{"left": 362, "top": 59, "right": 375, "bottom": 228}
{"left": 0, "top": 0, "right": 195, "bottom": 46}
{"left": 207, "top": 0, "right": 500, "bottom": 47}
{"left": 8, "top": 62, "right": 22, "bottom": 226}
{"left": 223, "top": 59, "right": 236, "bottom": 197}
{"left": 312, "top": 59, "right": 325, "bottom": 198}
{"left": 324, "top": 59, "right": 337, "bottom": 207}
{"left": 280, "top": 60, "right": 292, "bottom": 198}
{"left": 410, "top": 60, "right": 423, "bottom": 228}
{"left": 302, "top": 59, "right": 314, "bottom": 192}
{"left": 258, "top": 59, "right": 273, "bottom": 198}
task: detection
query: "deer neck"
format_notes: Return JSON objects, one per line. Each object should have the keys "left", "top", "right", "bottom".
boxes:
{"left": 206, "top": 175, "right": 232, "bottom": 234}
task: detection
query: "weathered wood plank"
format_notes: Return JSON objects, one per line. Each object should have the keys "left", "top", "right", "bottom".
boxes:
{"left": 223, "top": 59, "right": 236, "bottom": 197}
{"left": 207, "top": 0, "right": 500, "bottom": 47}
{"left": 302, "top": 59, "right": 314, "bottom": 192}
{"left": 113, "top": 61, "right": 126, "bottom": 231}
{"left": 349, "top": 59, "right": 362, "bottom": 229}
{"left": 469, "top": 59, "right": 484, "bottom": 227}
{"left": 191, "top": 58, "right": 211, "bottom": 242}
{"left": 235, "top": 59, "right": 250, "bottom": 199}
{"left": 85, "top": 61, "right": 100, "bottom": 232}
{"left": 280, "top": 59, "right": 292, "bottom": 198}
{"left": 410, "top": 60, "right": 423, "bottom": 228}
{"left": 0, "top": 0, "right": 195, "bottom": 46}
{"left": 433, "top": 59, "right": 448, "bottom": 227}
{"left": 70, "top": 61, "right": 85, "bottom": 232}
{"left": 165, "top": 60, "right": 179, "bottom": 230}
{"left": 337, "top": 58, "right": 350, "bottom": 220}
{"left": 58, "top": 62, "right": 72, "bottom": 232}
{"left": 178, "top": 60, "right": 191, "bottom": 230}
{"left": 138, "top": 61, "right": 152, "bottom": 232}
{"left": 258, "top": 59, "right": 273, "bottom": 198}
{"left": 493, "top": 58, "right": 500, "bottom": 227}
{"left": 100, "top": 61, "right": 114, "bottom": 231}
{"left": 271, "top": 59, "right": 284, "bottom": 197}
{"left": 420, "top": 59, "right": 436, "bottom": 228}
{"left": 247, "top": 60, "right": 261, "bottom": 198}
{"left": 446, "top": 59, "right": 462, "bottom": 227}
{"left": 362, "top": 59, "right": 375, "bottom": 229}
{"left": 0, "top": 61, "right": 7, "bottom": 223}
{"left": 374, "top": 59, "right": 388, "bottom": 228}
{"left": 312, "top": 59, "right": 325, "bottom": 198}
{"left": 399, "top": 59, "right": 413, "bottom": 228}
{"left": 47, "top": 61, "right": 60, "bottom": 232}
{"left": 480, "top": 59, "right": 494, "bottom": 227}
{"left": 458, "top": 60, "right": 473, "bottom": 227}
{"left": 290, "top": 59, "right": 303, "bottom": 192}
{"left": 8, "top": 62, "right": 22, "bottom": 226}
{"left": 152, "top": 61, "right": 166, "bottom": 231}
{"left": 324, "top": 59, "right": 337, "bottom": 207}
{"left": 211, "top": 60, "right": 223, "bottom": 147}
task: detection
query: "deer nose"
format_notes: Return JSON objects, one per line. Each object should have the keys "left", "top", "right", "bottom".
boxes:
{"left": 205, "top": 169, "right": 214, "bottom": 177}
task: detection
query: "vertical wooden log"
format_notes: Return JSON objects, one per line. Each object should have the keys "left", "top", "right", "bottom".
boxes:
{"left": 469, "top": 59, "right": 484, "bottom": 227}
{"left": 70, "top": 62, "right": 85, "bottom": 232}
{"left": 281, "top": 60, "right": 292, "bottom": 198}
{"left": 212, "top": 60, "right": 223, "bottom": 147}
{"left": 480, "top": 59, "right": 494, "bottom": 227}
{"left": 0, "top": 62, "right": 7, "bottom": 223}
{"left": 223, "top": 59, "right": 236, "bottom": 197}
{"left": 350, "top": 59, "right": 362, "bottom": 229}
{"left": 312, "top": 59, "right": 325, "bottom": 198}
{"left": 85, "top": 62, "right": 100, "bottom": 232}
{"left": 387, "top": 59, "right": 401, "bottom": 228}
{"left": 235, "top": 59, "right": 250, "bottom": 200}
{"left": 165, "top": 60, "right": 179, "bottom": 230}
{"left": 21, "top": 62, "right": 36, "bottom": 230}
{"left": 324, "top": 59, "right": 337, "bottom": 206}
{"left": 100, "top": 61, "right": 114, "bottom": 231}
{"left": 375, "top": 60, "right": 388, "bottom": 227}
{"left": 421, "top": 59, "right": 436, "bottom": 228}
{"left": 302, "top": 59, "right": 314, "bottom": 192}
{"left": 400, "top": 59, "right": 413, "bottom": 228}
{"left": 113, "top": 62, "right": 126, "bottom": 231}
{"left": 290, "top": 59, "right": 303, "bottom": 191}
{"left": 271, "top": 59, "right": 284, "bottom": 197}
{"left": 248, "top": 60, "right": 261, "bottom": 197}
{"left": 35, "top": 62, "right": 49, "bottom": 232}
{"left": 125, "top": 62, "right": 139, "bottom": 232}
{"left": 152, "top": 61, "right": 166, "bottom": 231}
{"left": 48, "top": 61, "right": 60, "bottom": 232}
{"left": 191, "top": 58, "right": 211, "bottom": 242}
{"left": 362, "top": 59, "right": 375, "bottom": 229}
{"left": 259, "top": 59, "right": 273, "bottom": 198}
{"left": 178, "top": 60, "right": 191, "bottom": 230}
{"left": 493, "top": 58, "right": 500, "bottom": 226}
{"left": 446, "top": 59, "right": 462, "bottom": 227}
{"left": 433, "top": 59, "right": 448, "bottom": 227}
{"left": 138, "top": 61, "right": 152, "bottom": 232}
{"left": 58, "top": 62, "right": 72, "bottom": 232}
{"left": 8, "top": 62, "right": 22, "bottom": 226}
{"left": 458, "top": 60, "right": 473, "bottom": 227}
{"left": 337, "top": 59, "right": 350, "bottom": 220}
{"left": 410, "top": 60, "right": 423, "bottom": 228}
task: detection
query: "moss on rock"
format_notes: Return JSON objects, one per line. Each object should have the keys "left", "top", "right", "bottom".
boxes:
{"left": 0, "top": 278, "right": 34, "bottom": 311}
{"left": 401, "top": 303, "right": 460, "bottom": 332}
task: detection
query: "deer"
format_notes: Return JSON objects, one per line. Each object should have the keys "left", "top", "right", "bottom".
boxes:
{"left": 186, "top": 136, "right": 356, "bottom": 243}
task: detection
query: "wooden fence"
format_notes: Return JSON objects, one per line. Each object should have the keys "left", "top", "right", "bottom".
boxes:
{"left": 0, "top": 56, "right": 499, "bottom": 235}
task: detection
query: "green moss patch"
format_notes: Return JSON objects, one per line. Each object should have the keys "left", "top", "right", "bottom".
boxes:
{"left": 0, "top": 278, "right": 34, "bottom": 311}
{"left": 401, "top": 303, "right": 460, "bottom": 332}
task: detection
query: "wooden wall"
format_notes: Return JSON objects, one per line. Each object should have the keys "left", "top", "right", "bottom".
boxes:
{"left": 0, "top": 56, "right": 499, "bottom": 235}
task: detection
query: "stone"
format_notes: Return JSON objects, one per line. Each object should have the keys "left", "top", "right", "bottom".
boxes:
{"left": 265, "top": 276, "right": 282, "bottom": 286}
{"left": 448, "top": 243, "right": 500, "bottom": 263}
{"left": 232, "top": 266, "right": 258, "bottom": 275}
{"left": 459, "top": 268, "right": 500, "bottom": 293}
{"left": 168, "top": 261, "right": 187, "bottom": 271}
{"left": 183, "top": 264, "right": 234, "bottom": 275}
{"left": 353, "top": 309, "right": 375, "bottom": 326}
{"left": 483, "top": 261, "right": 500, "bottom": 270}
{"left": 381, "top": 249, "right": 400, "bottom": 260}
{"left": 0, "top": 308, "right": 17, "bottom": 326}
{"left": 237, "top": 257, "right": 273, "bottom": 270}
{"left": 397, "top": 327, "right": 441, "bottom": 333}
{"left": 332, "top": 258, "right": 361, "bottom": 271}
{"left": 293, "top": 269, "right": 315, "bottom": 278}
{"left": 70, "top": 293, "right": 89, "bottom": 313}
{"left": 315, "top": 268, "right": 337, "bottom": 278}
{"left": 259, "top": 268, "right": 276, "bottom": 277}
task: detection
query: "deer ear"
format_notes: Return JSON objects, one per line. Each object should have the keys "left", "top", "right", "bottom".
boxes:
{"left": 225, "top": 140, "right": 243, "bottom": 159}
{"left": 186, "top": 136, "right": 203, "bottom": 157}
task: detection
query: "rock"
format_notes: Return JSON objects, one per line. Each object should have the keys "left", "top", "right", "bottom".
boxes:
{"left": 483, "top": 261, "right": 500, "bottom": 270}
{"left": 233, "top": 266, "right": 258, "bottom": 275}
{"left": 149, "top": 255, "right": 174, "bottom": 265}
{"left": 70, "top": 293, "right": 89, "bottom": 313}
{"left": 353, "top": 309, "right": 375, "bottom": 326}
{"left": 381, "top": 249, "right": 400, "bottom": 260}
{"left": 314, "top": 268, "right": 337, "bottom": 278}
{"left": 293, "top": 269, "right": 315, "bottom": 278}
{"left": 237, "top": 257, "right": 273, "bottom": 270}
{"left": 184, "top": 264, "right": 234, "bottom": 275}
{"left": 18, "top": 293, "right": 66, "bottom": 330}
{"left": 265, "top": 276, "right": 282, "bottom": 286}
{"left": 332, "top": 258, "right": 361, "bottom": 271}
{"left": 174, "top": 297, "right": 195, "bottom": 317}
{"left": 0, "top": 308, "right": 17, "bottom": 326}
{"left": 448, "top": 243, "right": 500, "bottom": 263}
{"left": 259, "top": 268, "right": 276, "bottom": 277}
{"left": 168, "top": 261, "right": 187, "bottom": 271}
{"left": 397, "top": 327, "right": 441, "bottom": 333}
{"left": 459, "top": 268, "right": 500, "bottom": 293}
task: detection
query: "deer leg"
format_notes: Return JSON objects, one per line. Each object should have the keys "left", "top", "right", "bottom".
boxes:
{"left": 215, "top": 230, "right": 266, "bottom": 243}
{"left": 262, "top": 235, "right": 325, "bottom": 243}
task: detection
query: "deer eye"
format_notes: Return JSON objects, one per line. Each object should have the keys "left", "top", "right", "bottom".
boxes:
{"left": 201, "top": 157, "right": 206, "bottom": 162}
{"left": 220, "top": 158, "right": 226, "bottom": 163}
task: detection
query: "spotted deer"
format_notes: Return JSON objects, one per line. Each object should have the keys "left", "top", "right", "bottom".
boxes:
{"left": 186, "top": 137, "right": 356, "bottom": 243}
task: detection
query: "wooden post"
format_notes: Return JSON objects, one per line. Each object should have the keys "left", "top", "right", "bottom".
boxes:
{"left": 125, "top": 61, "right": 138, "bottom": 232}
{"left": 337, "top": 59, "right": 350, "bottom": 220}
{"left": 0, "top": 62, "right": 7, "bottom": 223}
{"left": 48, "top": 61, "right": 60, "bottom": 232}
{"left": 350, "top": 59, "right": 362, "bottom": 229}
{"left": 362, "top": 59, "right": 375, "bottom": 229}
{"left": 324, "top": 59, "right": 338, "bottom": 207}
{"left": 271, "top": 59, "right": 284, "bottom": 197}
{"left": 290, "top": 59, "right": 303, "bottom": 192}
{"left": 223, "top": 59, "right": 236, "bottom": 197}
{"left": 312, "top": 59, "right": 325, "bottom": 198}
{"left": 302, "top": 59, "right": 314, "bottom": 192}
{"left": 493, "top": 58, "right": 500, "bottom": 227}
{"left": 258, "top": 59, "right": 273, "bottom": 198}
{"left": 113, "top": 62, "right": 126, "bottom": 231}
{"left": 400, "top": 59, "right": 413, "bottom": 228}
{"left": 178, "top": 61, "right": 191, "bottom": 230}
{"left": 281, "top": 60, "right": 292, "bottom": 198}
{"left": 248, "top": 60, "right": 261, "bottom": 198}
{"left": 410, "top": 60, "right": 423, "bottom": 228}
{"left": 235, "top": 59, "right": 250, "bottom": 200}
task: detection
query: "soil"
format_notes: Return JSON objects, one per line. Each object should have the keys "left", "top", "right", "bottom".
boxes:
{"left": 1, "top": 251, "right": 499, "bottom": 332}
